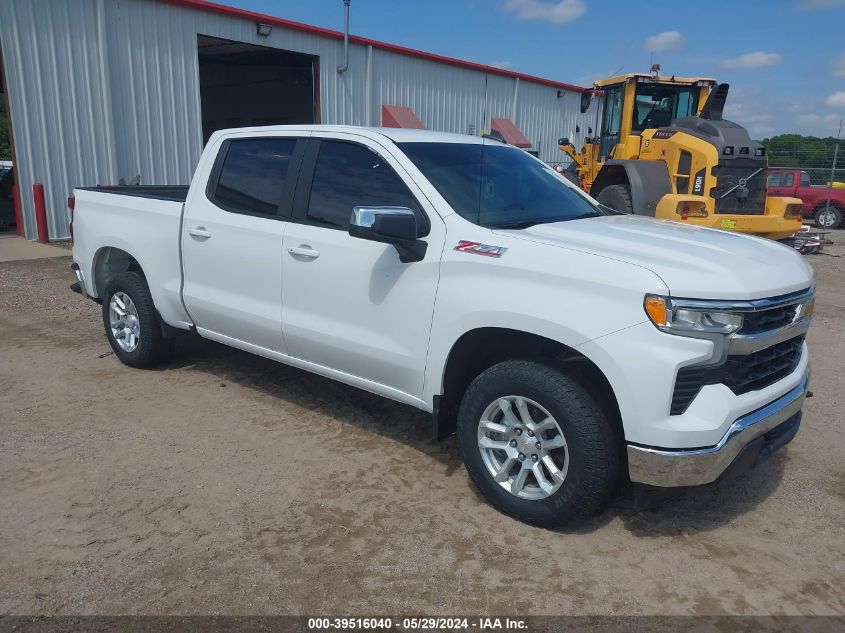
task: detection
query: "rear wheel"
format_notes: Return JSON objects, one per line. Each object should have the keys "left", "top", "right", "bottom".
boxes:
{"left": 457, "top": 360, "right": 620, "bottom": 527}
{"left": 815, "top": 204, "right": 843, "bottom": 229}
{"left": 595, "top": 184, "right": 633, "bottom": 214}
{"left": 102, "top": 271, "right": 174, "bottom": 368}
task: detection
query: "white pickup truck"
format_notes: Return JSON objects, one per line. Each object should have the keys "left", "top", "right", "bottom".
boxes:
{"left": 70, "top": 126, "right": 814, "bottom": 526}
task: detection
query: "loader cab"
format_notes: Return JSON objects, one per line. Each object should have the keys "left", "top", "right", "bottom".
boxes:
{"left": 595, "top": 74, "right": 714, "bottom": 161}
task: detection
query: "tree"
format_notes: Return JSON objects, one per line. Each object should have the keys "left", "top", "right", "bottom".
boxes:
{"left": 761, "top": 134, "right": 843, "bottom": 169}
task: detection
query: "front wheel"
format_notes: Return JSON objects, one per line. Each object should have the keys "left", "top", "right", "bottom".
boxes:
{"left": 815, "top": 204, "right": 843, "bottom": 229}
{"left": 457, "top": 360, "right": 621, "bottom": 527}
{"left": 595, "top": 184, "right": 634, "bottom": 214}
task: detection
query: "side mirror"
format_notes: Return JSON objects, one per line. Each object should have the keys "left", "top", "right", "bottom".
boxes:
{"left": 349, "top": 206, "right": 427, "bottom": 263}
{"left": 580, "top": 92, "right": 592, "bottom": 113}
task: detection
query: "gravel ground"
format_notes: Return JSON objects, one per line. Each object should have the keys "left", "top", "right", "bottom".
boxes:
{"left": 0, "top": 235, "right": 843, "bottom": 616}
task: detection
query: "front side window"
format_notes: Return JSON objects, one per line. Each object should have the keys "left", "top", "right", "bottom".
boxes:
{"left": 631, "top": 83, "right": 699, "bottom": 132}
{"left": 399, "top": 141, "right": 602, "bottom": 229}
{"left": 306, "top": 141, "right": 425, "bottom": 233}
{"left": 212, "top": 138, "right": 297, "bottom": 215}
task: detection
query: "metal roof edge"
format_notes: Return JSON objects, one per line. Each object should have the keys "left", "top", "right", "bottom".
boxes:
{"left": 158, "top": 0, "right": 588, "bottom": 93}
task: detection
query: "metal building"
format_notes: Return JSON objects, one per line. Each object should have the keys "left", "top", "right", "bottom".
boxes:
{"left": 0, "top": 0, "right": 592, "bottom": 240}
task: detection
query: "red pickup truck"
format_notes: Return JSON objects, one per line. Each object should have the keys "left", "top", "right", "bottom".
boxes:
{"left": 768, "top": 168, "right": 845, "bottom": 229}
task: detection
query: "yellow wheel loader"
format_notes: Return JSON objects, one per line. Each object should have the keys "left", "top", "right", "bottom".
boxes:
{"left": 559, "top": 68, "right": 803, "bottom": 240}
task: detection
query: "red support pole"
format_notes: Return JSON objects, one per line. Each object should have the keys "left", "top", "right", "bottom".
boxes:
{"left": 33, "top": 183, "right": 49, "bottom": 243}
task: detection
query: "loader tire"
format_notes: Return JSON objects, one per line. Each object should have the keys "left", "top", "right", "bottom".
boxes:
{"left": 596, "top": 184, "right": 634, "bottom": 215}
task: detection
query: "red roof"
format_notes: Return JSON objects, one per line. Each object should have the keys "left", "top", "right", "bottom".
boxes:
{"left": 159, "top": 0, "right": 587, "bottom": 94}
{"left": 490, "top": 118, "right": 531, "bottom": 148}
{"left": 382, "top": 105, "right": 425, "bottom": 129}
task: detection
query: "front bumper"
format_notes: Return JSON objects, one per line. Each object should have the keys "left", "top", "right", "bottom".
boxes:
{"left": 627, "top": 369, "right": 809, "bottom": 487}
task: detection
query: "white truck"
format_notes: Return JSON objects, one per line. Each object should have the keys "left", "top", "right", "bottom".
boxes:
{"left": 70, "top": 126, "right": 814, "bottom": 526}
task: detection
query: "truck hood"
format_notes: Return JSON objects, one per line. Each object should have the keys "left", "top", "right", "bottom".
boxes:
{"left": 497, "top": 215, "right": 813, "bottom": 300}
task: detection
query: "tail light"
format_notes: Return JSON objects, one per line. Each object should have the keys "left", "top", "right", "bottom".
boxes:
{"left": 784, "top": 203, "right": 803, "bottom": 220}
{"left": 67, "top": 196, "right": 76, "bottom": 243}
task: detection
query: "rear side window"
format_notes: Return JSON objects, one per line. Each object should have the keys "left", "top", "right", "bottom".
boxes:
{"left": 211, "top": 138, "right": 297, "bottom": 216}
{"left": 306, "top": 140, "right": 426, "bottom": 234}
{"left": 768, "top": 173, "right": 794, "bottom": 187}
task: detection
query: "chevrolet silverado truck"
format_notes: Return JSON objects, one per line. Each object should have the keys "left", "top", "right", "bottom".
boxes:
{"left": 70, "top": 126, "right": 814, "bottom": 526}
{"left": 768, "top": 168, "right": 845, "bottom": 229}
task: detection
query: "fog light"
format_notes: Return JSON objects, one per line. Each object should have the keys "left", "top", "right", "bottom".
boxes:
{"left": 676, "top": 201, "right": 708, "bottom": 218}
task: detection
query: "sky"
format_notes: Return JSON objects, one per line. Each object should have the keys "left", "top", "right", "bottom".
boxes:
{"left": 220, "top": 0, "right": 845, "bottom": 139}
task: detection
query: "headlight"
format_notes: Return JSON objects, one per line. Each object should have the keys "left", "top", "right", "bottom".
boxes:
{"left": 644, "top": 295, "right": 743, "bottom": 334}
{"left": 675, "top": 201, "right": 708, "bottom": 218}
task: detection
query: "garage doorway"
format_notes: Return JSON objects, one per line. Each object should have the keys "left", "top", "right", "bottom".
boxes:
{"left": 0, "top": 42, "right": 22, "bottom": 235}
{"left": 197, "top": 35, "right": 319, "bottom": 144}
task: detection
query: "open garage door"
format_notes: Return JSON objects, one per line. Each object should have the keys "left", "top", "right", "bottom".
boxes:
{"left": 197, "top": 35, "right": 319, "bottom": 144}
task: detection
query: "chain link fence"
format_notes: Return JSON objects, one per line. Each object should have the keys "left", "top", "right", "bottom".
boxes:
{"left": 768, "top": 166, "right": 845, "bottom": 187}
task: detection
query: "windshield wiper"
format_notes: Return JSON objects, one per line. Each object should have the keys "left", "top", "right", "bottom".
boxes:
{"left": 491, "top": 213, "right": 600, "bottom": 230}
{"left": 489, "top": 220, "right": 542, "bottom": 229}
{"left": 565, "top": 212, "right": 602, "bottom": 221}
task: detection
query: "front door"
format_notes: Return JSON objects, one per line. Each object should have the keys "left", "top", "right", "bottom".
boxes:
{"left": 181, "top": 134, "right": 304, "bottom": 352}
{"left": 599, "top": 84, "right": 624, "bottom": 161}
{"left": 280, "top": 133, "right": 445, "bottom": 399}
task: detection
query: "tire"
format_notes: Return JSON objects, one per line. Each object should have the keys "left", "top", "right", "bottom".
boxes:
{"left": 457, "top": 360, "right": 621, "bottom": 527}
{"left": 814, "top": 204, "right": 843, "bottom": 230}
{"left": 595, "top": 184, "right": 633, "bottom": 214}
{"left": 101, "top": 271, "right": 174, "bottom": 368}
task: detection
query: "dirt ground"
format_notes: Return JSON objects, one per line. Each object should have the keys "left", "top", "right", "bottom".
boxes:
{"left": 1, "top": 237, "right": 844, "bottom": 617}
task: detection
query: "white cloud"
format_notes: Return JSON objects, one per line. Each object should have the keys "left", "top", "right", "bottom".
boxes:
{"left": 831, "top": 52, "right": 845, "bottom": 78}
{"left": 503, "top": 0, "right": 586, "bottom": 24}
{"left": 720, "top": 52, "right": 782, "bottom": 69}
{"left": 825, "top": 91, "right": 845, "bottom": 107}
{"left": 798, "top": 0, "right": 845, "bottom": 8}
{"left": 489, "top": 60, "right": 513, "bottom": 69}
{"left": 723, "top": 101, "right": 775, "bottom": 137}
{"left": 645, "top": 31, "right": 684, "bottom": 52}
{"left": 796, "top": 113, "right": 841, "bottom": 125}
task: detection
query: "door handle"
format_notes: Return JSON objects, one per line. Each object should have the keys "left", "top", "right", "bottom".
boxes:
{"left": 188, "top": 226, "right": 212, "bottom": 239}
{"left": 288, "top": 245, "right": 320, "bottom": 259}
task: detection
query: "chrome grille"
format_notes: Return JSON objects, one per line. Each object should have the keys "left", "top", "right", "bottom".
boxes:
{"left": 739, "top": 304, "right": 798, "bottom": 334}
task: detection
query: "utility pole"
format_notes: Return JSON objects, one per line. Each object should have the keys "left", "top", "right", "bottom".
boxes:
{"left": 823, "top": 119, "right": 842, "bottom": 226}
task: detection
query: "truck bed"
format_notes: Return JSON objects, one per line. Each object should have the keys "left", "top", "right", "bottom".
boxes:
{"left": 76, "top": 185, "right": 189, "bottom": 202}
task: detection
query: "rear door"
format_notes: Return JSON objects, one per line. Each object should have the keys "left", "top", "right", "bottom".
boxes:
{"left": 280, "top": 133, "right": 445, "bottom": 399}
{"left": 181, "top": 132, "right": 306, "bottom": 352}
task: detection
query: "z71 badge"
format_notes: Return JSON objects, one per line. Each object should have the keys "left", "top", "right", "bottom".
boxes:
{"left": 454, "top": 240, "right": 508, "bottom": 258}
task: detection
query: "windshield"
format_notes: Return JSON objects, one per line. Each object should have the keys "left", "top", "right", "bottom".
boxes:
{"left": 631, "top": 83, "right": 699, "bottom": 132}
{"left": 398, "top": 142, "right": 603, "bottom": 229}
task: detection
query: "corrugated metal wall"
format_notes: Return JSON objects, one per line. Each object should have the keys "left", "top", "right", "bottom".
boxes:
{"left": 0, "top": 0, "right": 117, "bottom": 239}
{"left": 0, "top": 0, "right": 592, "bottom": 239}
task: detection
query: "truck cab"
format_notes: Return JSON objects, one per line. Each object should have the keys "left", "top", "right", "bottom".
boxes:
{"left": 768, "top": 168, "right": 845, "bottom": 229}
